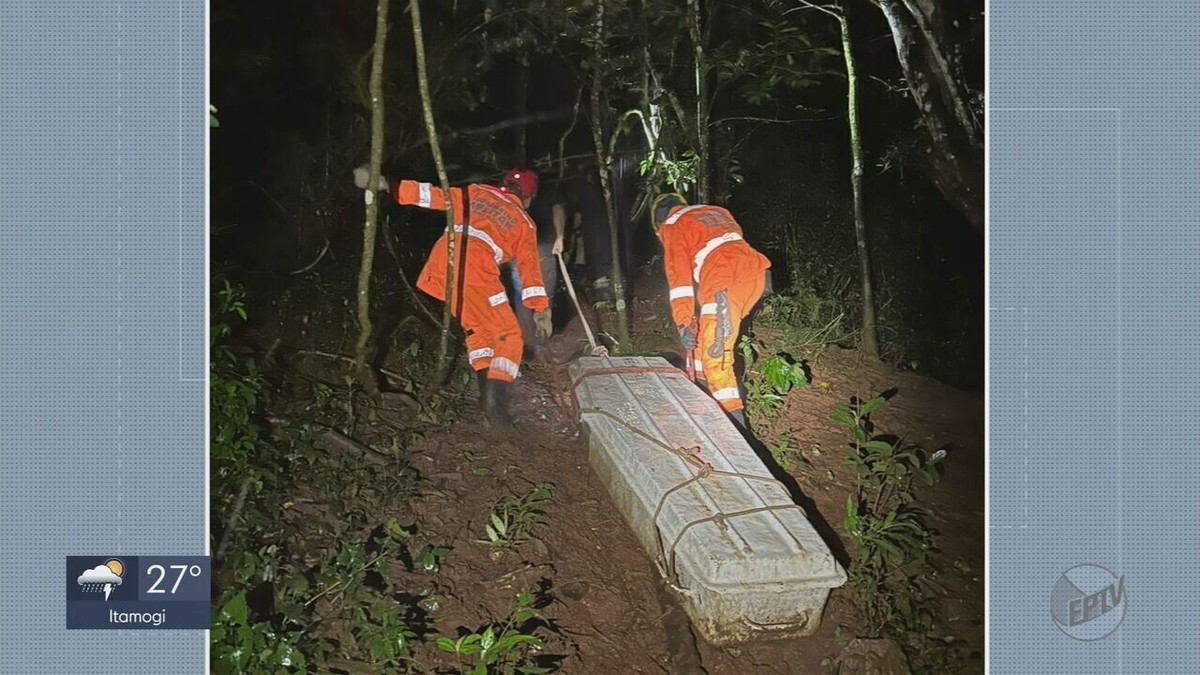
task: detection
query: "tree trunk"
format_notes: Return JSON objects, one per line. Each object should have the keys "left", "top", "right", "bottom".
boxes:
{"left": 898, "top": 0, "right": 979, "bottom": 141}
{"left": 839, "top": 12, "right": 878, "bottom": 358}
{"left": 589, "top": 0, "right": 631, "bottom": 348}
{"left": 686, "top": 0, "right": 710, "bottom": 202}
{"left": 352, "top": 0, "right": 391, "bottom": 401}
{"left": 639, "top": 45, "right": 665, "bottom": 162}
{"left": 410, "top": 0, "right": 459, "bottom": 383}
{"left": 875, "top": 0, "right": 983, "bottom": 232}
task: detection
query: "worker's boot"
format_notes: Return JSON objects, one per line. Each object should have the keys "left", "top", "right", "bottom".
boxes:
{"left": 475, "top": 369, "right": 490, "bottom": 410}
{"left": 483, "top": 378, "right": 515, "bottom": 429}
{"left": 592, "top": 276, "right": 615, "bottom": 303}
{"left": 728, "top": 409, "right": 748, "bottom": 430}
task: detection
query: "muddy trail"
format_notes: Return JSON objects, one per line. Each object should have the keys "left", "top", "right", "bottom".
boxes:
{"left": 382, "top": 349, "right": 984, "bottom": 674}
{"left": 226, "top": 264, "right": 984, "bottom": 674}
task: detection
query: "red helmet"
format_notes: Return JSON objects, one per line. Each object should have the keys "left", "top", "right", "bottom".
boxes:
{"left": 502, "top": 168, "right": 539, "bottom": 199}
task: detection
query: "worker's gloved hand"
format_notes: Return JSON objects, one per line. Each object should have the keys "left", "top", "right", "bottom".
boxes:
{"left": 535, "top": 310, "right": 553, "bottom": 339}
{"left": 551, "top": 236, "right": 564, "bottom": 256}
{"left": 678, "top": 324, "right": 697, "bottom": 350}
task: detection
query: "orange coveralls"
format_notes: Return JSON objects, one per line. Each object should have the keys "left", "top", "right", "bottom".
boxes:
{"left": 657, "top": 204, "right": 771, "bottom": 413}
{"left": 395, "top": 180, "right": 548, "bottom": 383}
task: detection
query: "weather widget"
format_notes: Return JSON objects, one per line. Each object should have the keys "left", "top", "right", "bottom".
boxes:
{"left": 66, "top": 556, "right": 211, "bottom": 629}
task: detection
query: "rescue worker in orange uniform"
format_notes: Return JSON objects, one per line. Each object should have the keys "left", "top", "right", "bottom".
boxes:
{"left": 393, "top": 169, "right": 551, "bottom": 426}
{"left": 651, "top": 193, "right": 772, "bottom": 429}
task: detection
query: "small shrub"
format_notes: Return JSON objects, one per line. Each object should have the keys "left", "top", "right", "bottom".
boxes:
{"left": 739, "top": 336, "right": 808, "bottom": 418}
{"left": 833, "top": 395, "right": 959, "bottom": 672}
{"left": 211, "top": 591, "right": 306, "bottom": 675}
{"left": 437, "top": 592, "right": 552, "bottom": 675}
{"left": 477, "top": 484, "right": 554, "bottom": 549}
{"left": 755, "top": 289, "right": 855, "bottom": 359}
{"left": 210, "top": 281, "right": 273, "bottom": 508}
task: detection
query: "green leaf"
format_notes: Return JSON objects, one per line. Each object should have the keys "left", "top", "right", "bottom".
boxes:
{"left": 221, "top": 592, "right": 249, "bottom": 624}
{"left": 492, "top": 512, "right": 508, "bottom": 535}
{"left": 858, "top": 396, "right": 886, "bottom": 415}
{"left": 457, "top": 634, "right": 483, "bottom": 654}
{"left": 831, "top": 412, "right": 856, "bottom": 428}
{"left": 481, "top": 626, "right": 496, "bottom": 652}
{"left": 862, "top": 440, "right": 894, "bottom": 452}
{"left": 508, "top": 634, "right": 543, "bottom": 648}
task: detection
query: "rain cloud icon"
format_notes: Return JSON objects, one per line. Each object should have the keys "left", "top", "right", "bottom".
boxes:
{"left": 77, "top": 559, "right": 124, "bottom": 601}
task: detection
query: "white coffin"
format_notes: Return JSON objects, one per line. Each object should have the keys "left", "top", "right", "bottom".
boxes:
{"left": 569, "top": 356, "right": 846, "bottom": 645}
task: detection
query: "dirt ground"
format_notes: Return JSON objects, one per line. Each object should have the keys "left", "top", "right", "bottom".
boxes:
{"left": 372, "top": 342, "right": 985, "bottom": 674}
{"left": 234, "top": 264, "right": 984, "bottom": 674}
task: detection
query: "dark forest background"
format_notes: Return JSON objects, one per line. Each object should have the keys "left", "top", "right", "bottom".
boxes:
{"left": 212, "top": 0, "right": 983, "bottom": 388}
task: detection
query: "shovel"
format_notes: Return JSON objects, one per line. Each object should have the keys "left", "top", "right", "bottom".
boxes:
{"left": 555, "top": 252, "right": 608, "bottom": 357}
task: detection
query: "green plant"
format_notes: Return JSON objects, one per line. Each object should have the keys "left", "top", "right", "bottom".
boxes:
{"left": 436, "top": 592, "right": 551, "bottom": 675}
{"left": 311, "top": 518, "right": 412, "bottom": 608}
{"left": 349, "top": 593, "right": 419, "bottom": 669}
{"left": 760, "top": 352, "right": 809, "bottom": 391}
{"left": 477, "top": 483, "right": 554, "bottom": 549}
{"left": 756, "top": 288, "right": 854, "bottom": 359}
{"left": 416, "top": 543, "right": 450, "bottom": 573}
{"left": 767, "top": 436, "right": 809, "bottom": 471}
{"left": 230, "top": 543, "right": 284, "bottom": 586}
{"left": 211, "top": 281, "right": 272, "bottom": 506}
{"left": 211, "top": 590, "right": 306, "bottom": 675}
{"left": 739, "top": 336, "right": 808, "bottom": 418}
{"left": 639, "top": 151, "right": 699, "bottom": 193}
{"left": 295, "top": 519, "right": 431, "bottom": 668}
{"left": 833, "top": 396, "right": 957, "bottom": 671}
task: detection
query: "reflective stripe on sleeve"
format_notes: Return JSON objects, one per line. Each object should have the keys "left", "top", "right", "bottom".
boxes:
{"left": 711, "top": 387, "right": 741, "bottom": 401}
{"left": 669, "top": 286, "right": 695, "bottom": 300}
{"left": 488, "top": 291, "right": 508, "bottom": 307}
{"left": 417, "top": 182, "right": 432, "bottom": 208}
{"left": 468, "top": 347, "right": 494, "bottom": 363}
{"left": 521, "top": 286, "right": 547, "bottom": 300}
{"left": 490, "top": 356, "right": 520, "bottom": 378}
{"left": 699, "top": 303, "right": 718, "bottom": 315}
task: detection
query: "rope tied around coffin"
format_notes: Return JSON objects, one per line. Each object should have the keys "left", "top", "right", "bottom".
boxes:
{"left": 576, "top": 404, "right": 808, "bottom": 587}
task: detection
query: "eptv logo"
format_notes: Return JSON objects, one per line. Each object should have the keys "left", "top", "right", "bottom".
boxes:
{"left": 1050, "top": 564, "right": 1127, "bottom": 641}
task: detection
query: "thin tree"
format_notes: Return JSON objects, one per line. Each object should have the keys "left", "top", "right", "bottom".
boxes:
{"left": 587, "top": 0, "right": 631, "bottom": 347}
{"left": 409, "top": 0, "right": 459, "bottom": 383}
{"left": 795, "top": 0, "right": 878, "bottom": 357}
{"left": 872, "top": 0, "right": 982, "bottom": 230}
{"left": 353, "top": 0, "right": 392, "bottom": 399}
{"left": 685, "top": 0, "right": 710, "bottom": 202}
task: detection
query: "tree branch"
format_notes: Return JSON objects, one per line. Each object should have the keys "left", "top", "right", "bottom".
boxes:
{"left": 789, "top": 0, "right": 842, "bottom": 21}
{"left": 398, "top": 108, "right": 576, "bottom": 154}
